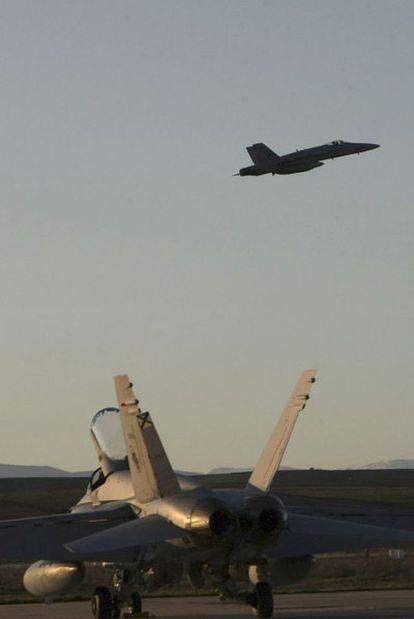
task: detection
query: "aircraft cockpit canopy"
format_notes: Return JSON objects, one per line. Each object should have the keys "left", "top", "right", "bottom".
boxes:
{"left": 91, "top": 407, "right": 128, "bottom": 464}
{"left": 329, "top": 139, "right": 346, "bottom": 145}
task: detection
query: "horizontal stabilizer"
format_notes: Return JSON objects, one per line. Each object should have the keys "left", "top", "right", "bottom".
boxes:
{"left": 0, "top": 503, "right": 135, "bottom": 561}
{"left": 271, "top": 513, "right": 414, "bottom": 558}
{"left": 248, "top": 370, "right": 317, "bottom": 493}
{"left": 66, "top": 514, "right": 183, "bottom": 558}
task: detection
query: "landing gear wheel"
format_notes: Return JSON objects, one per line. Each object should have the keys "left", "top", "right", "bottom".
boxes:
{"left": 251, "top": 582, "right": 274, "bottom": 618}
{"left": 130, "top": 592, "right": 142, "bottom": 613}
{"left": 91, "top": 586, "right": 113, "bottom": 619}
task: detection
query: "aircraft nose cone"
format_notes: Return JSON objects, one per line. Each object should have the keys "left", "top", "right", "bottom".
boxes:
{"left": 364, "top": 143, "right": 380, "bottom": 151}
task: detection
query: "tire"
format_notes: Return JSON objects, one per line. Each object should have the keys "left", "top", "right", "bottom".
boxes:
{"left": 91, "top": 586, "right": 113, "bottom": 619}
{"left": 252, "top": 581, "right": 274, "bottom": 618}
{"left": 130, "top": 591, "right": 142, "bottom": 613}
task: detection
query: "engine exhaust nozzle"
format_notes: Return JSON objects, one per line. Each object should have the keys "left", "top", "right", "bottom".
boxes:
{"left": 157, "top": 495, "right": 236, "bottom": 537}
{"left": 239, "top": 496, "right": 287, "bottom": 535}
{"left": 189, "top": 498, "right": 235, "bottom": 536}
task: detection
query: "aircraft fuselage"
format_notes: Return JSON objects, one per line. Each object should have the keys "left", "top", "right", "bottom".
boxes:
{"left": 238, "top": 140, "right": 379, "bottom": 176}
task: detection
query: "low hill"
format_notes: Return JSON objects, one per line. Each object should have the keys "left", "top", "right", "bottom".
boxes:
{"left": 0, "top": 463, "right": 91, "bottom": 478}
{"left": 360, "top": 459, "right": 414, "bottom": 470}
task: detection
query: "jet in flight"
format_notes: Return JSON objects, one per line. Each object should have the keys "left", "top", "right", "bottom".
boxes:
{"left": 1, "top": 371, "right": 414, "bottom": 619}
{"left": 235, "top": 139, "right": 380, "bottom": 176}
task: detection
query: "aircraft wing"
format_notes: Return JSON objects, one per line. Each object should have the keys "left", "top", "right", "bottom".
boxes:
{"left": 289, "top": 505, "right": 414, "bottom": 531}
{"left": 0, "top": 502, "right": 135, "bottom": 561}
{"left": 268, "top": 512, "right": 414, "bottom": 558}
{"left": 65, "top": 514, "right": 184, "bottom": 559}
{"left": 63, "top": 512, "right": 414, "bottom": 563}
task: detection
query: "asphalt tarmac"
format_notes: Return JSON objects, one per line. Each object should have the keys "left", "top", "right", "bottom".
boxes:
{"left": 2, "top": 590, "right": 414, "bottom": 618}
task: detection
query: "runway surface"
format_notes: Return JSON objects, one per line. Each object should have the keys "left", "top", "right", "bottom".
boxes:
{"left": 2, "top": 590, "right": 414, "bottom": 618}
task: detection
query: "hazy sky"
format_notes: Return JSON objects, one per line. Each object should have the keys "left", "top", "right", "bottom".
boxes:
{"left": 0, "top": 1, "right": 413, "bottom": 473}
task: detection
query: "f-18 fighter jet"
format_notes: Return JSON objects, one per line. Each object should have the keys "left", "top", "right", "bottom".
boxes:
{"left": 235, "top": 139, "right": 379, "bottom": 176}
{"left": 1, "top": 371, "right": 414, "bottom": 619}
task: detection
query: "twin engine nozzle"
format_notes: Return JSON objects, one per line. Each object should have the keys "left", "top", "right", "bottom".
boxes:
{"left": 239, "top": 496, "right": 287, "bottom": 535}
{"left": 157, "top": 496, "right": 236, "bottom": 537}
{"left": 188, "top": 497, "right": 235, "bottom": 536}
{"left": 157, "top": 495, "right": 287, "bottom": 539}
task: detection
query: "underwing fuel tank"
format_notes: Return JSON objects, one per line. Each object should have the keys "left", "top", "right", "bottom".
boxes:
{"left": 23, "top": 561, "right": 85, "bottom": 597}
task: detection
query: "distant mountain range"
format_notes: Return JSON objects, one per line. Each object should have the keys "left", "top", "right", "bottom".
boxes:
{"left": 358, "top": 459, "right": 414, "bottom": 470}
{"left": 0, "top": 464, "right": 92, "bottom": 478}
{"left": 208, "top": 467, "right": 252, "bottom": 474}
{"left": 0, "top": 464, "right": 200, "bottom": 478}
{"left": 208, "top": 466, "right": 295, "bottom": 474}
{"left": 1, "top": 459, "right": 414, "bottom": 478}
{"left": 209, "top": 461, "right": 414, "bottom": 474}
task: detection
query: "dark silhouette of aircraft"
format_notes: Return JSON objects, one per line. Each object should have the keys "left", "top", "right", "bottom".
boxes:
{"left": 235, "top": 140, "right": 379, "bottom": 176}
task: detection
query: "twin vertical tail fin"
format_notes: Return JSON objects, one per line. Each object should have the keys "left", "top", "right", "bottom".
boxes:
{"left": 247, "top": 370, "right": 317, "bottom": 493}
{"left": 114, "top": 374, "right": 180, "bottom": 504}
{"left": 114, "top": 369, "right": 316, "bottom": 502}
{"left": 246, "top": 143, "right": 279, "bottom": 166}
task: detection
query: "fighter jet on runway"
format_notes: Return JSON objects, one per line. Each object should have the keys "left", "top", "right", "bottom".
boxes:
{"left": 235, "top": 140, "right": 379, "bottom": 176}
{"left": 1, "top": 371, "right": 414, "bottom": 619}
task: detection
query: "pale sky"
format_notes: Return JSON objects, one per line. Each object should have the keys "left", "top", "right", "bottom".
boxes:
{"left": 0, "top": 0, "right": 413, "bottom": 473}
